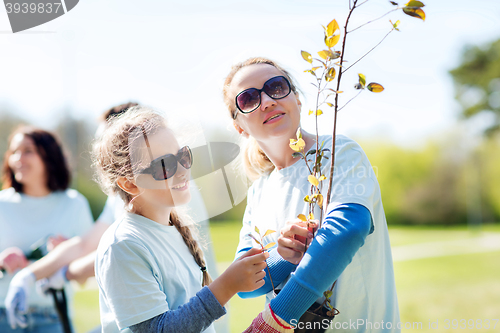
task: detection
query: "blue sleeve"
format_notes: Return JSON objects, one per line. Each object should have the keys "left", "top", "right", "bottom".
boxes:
{"left": 270, "top": 203, "right": 373, "bottom": 324}
{"left": 236, "top": 247, "right": 298, "bottom": 299}
{"left": 129, "top": 286, "right": 226, "bottom": 333}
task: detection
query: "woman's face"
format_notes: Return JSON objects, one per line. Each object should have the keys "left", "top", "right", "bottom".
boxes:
{"left": 8, "top": 133, "right": 47, "bottom": 188}
{"left": 132, "top": 127, "right": 191, "bottom": 209}
{"left": 229, "top": 64, "right": 302, "bottom": 143}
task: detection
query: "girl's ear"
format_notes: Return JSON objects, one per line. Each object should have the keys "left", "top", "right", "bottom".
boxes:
{"left": 117, "top": 177, "right": 141, "bottom": 196}
{"left": 233, "top": 122, "right": 249, "bottom": 138}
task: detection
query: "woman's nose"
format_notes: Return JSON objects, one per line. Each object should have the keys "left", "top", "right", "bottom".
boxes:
{"left": 260, "top": 91, "right": 276, "bottom": 111}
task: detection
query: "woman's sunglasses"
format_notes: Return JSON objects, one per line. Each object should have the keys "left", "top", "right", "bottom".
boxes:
{"left": 139, "top": 146, "right": 192, "bottom": 181}
{"left": 233, "top": 76, "right": 292, "bottom": 119}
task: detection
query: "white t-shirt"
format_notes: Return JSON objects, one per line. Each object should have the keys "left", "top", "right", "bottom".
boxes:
{"left": 95, "top": 212, "right": 216, "bottom": 333}
{"left": 97, "top": 195, "right": 125, "bottom": 225}
{"left": 236, "top": 135, "right": 400, "bottom": 333}
{"left": 0, "top": 187, "right": 93, "bottom": 307}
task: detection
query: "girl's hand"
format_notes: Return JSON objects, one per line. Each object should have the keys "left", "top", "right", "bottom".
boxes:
{"left": 209, "top": 248, "right": 269, "bottom": 306}
{"left": 277, "top": 220, "right": 316, "bottom": 265}
{"left": 0, "top": 247, "right": 28, "bottom": 274}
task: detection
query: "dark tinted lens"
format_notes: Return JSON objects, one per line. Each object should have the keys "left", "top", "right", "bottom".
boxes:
{"left": 177, "top": 146, "right": 192, "bottom": 170}
{"left": 236, "top": 88, "right": 261, "bottom": 113}
{"left": 264, "top": 76, "right": 290, "bottom": 99}
{"left": 151, "top": 155, "right": 177, "bottom": 180}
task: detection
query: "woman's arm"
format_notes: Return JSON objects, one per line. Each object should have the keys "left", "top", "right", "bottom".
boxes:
{"left": 270, "top": 203, "right": 372, "bottom": 324}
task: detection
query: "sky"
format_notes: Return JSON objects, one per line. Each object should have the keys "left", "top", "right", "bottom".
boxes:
{"left": 1, "top": 0, "right": 500, "bottom": 148}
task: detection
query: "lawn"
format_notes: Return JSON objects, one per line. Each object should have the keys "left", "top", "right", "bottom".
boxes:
{"left": 73, "top": 222, "right": 500, "bottom": 332}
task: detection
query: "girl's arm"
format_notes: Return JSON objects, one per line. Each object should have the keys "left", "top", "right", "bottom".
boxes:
{"left": 129, "top": 286, "right": 224, "bottom": 333}
{"left": 126, "top": 248, "right": 269, "bottom": 333}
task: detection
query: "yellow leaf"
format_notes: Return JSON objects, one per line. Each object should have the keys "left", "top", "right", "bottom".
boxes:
{"left": 390, "top": 19, "right": 400, "bottom": 31}
{"left": 318, "top": 50, "right": 330, "bottom": 60}
{"left": 247, "top": 233, "right": 262, "bottom": 246}
{"left": 301, "top": 50, "right": 313, "bottom": 64}
{"left": 304, "top": 195, "right": 311, "bottom": 203}
{"left": 308, "top": 213, "right": 314, "bottom": 220}
{"left": 263, "top": 229, "right": 276, "bottom": 238}
{"left": 296, "top": 127, "right": 302, "bottom": 140}
{"left": 324, "top": 34, "right": 340, "bottom": 48}
{"left": 317, "top": 194, "right": 323, "bottom": 208}
{"left": 308, "top": 175, "right": 319, "bottom": 187}
{"left": 358, "top": 73, "right": 366, "bottom": 88}
{"left": 264, "top": 242, "right": 276, "bottom": 250}
{"left": 289, "top": 138, "right": 305, "bottom": 152}
{"left": 403, "top": 7, "right": 425, "bottom": 21}
{"left": 255, "top": 226, "right": 260, "bottom": 235}
{"left": 326, "top": 102, "right": 334, "bottom": 107}
{"left": 318, "top": 175, "right": 327, "bottom": 181}
{"left": 297, "top": 214, "right": 307, "bottom": 222}
{"left": 367, "top": 82, "right": 384, "bottom": 93}
{"left": 325, "top": 67, "right": 336, "bottom": 82}
{"left": 405, "top": 0, "right": 425, "bottom": 7}
{"left": 326, "top": 19, "right": 340, "bottom": 37}
{"left": 309, "top": 109, "right": 323, "bottom": 116}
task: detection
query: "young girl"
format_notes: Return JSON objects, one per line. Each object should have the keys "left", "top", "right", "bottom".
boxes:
{"left": 92, "top": 106, "right": 269, "bottom": 333}
{"left": 223, "top": 58, "right": 399, "bottom": 332}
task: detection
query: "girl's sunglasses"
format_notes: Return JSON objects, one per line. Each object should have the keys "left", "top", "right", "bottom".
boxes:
{"left": 139, "top": 146, "right": 192, "bottom": 181}
{"left": 233, "top": 76, "right": 292, "bottom": 119}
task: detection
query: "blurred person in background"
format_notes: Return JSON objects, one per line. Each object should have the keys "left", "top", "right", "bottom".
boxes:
{"left": 0, "top": 126, "right": 93, "bottom": 332}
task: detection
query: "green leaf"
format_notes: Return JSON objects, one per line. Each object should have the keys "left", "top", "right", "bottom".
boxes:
{"left": 390, "top": 1, "right": 398, "bottom": 5}
{"left": 367, "top": 82, "right": 385, "bottom": 93}
{"left": 292, "top": 152, "right": 302, "bottom": 158}
{"left": 301, "top": 50, "right": 313, "bottom": 64}
{"left": 325, "top": 67, "right": 336, "bottom": 82}
{"left": 264, "top": 242, "right": 276, "bottom": 250}
{"left": 324, "top": 290, "right": 333, "bottom": 299}
{"left": 403, "top": 7, "right": 426, "bottom": 21}
{"left": 390, "top": 19, "right": 400, "bottom": 31}
{"left": 255, "top": 226, "right": 260, "bottom": 235}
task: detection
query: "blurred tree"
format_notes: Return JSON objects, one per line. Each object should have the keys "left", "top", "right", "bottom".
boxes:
{"left": 449, "top": 39, "right": 500, "bottom": 135}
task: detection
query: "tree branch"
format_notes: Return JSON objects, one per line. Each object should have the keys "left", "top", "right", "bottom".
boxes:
{"left": 342, "top": 29, "right": 393, "bottom": 74}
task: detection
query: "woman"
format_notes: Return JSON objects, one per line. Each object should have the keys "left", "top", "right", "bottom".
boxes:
{"left": 223, "top": 58, "right": 399, "bottom": 332}
{"left": 0, "top": 126, "right": 93, "bottom": 332}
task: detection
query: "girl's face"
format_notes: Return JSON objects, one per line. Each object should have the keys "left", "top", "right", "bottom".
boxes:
{"left": 132, "top": 127, "right": 191, "bottom": 210}
{"left": 8, "top": 133, "right": 47, "bottom": 188}
{"left": 229, "top": 64, "right": 302, "bottom": 143}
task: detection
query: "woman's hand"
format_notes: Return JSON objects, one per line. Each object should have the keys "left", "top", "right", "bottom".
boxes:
{"left": 0, "top": 247, "right": 28, "bottom": 274}
{"left": 209, "top": 248, "right": 269, "bottom": 306}
{"left": 277, "top": 220, "right": 316, "bottom": 265}
{"left": 46, "top": 234, "right": 68, "bottom": 252}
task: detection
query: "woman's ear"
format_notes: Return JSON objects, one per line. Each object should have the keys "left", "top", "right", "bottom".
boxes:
{"left": 295, "top": 93, "right": 302, "bottom": 107}
{"left": 117, "top": 177, "right": 141, "bottom": 196}
{"left": 233, "top": 122, "right": 249, "bottom": 138}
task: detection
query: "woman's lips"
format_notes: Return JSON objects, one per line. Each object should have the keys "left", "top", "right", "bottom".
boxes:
{"left": 263, "top": 112, "right": 285, "bottom": 124}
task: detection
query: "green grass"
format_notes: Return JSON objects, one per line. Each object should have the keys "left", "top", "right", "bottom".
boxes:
{"left": 73, "top": 223, "right": 500, "bottom": 332}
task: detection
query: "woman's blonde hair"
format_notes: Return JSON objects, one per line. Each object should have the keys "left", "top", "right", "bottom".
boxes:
{"left": 92, "top": 106, "right": 212, "bottom": 286}
{"left": 223, "top": 57, "right": 299, "bottom": 181}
